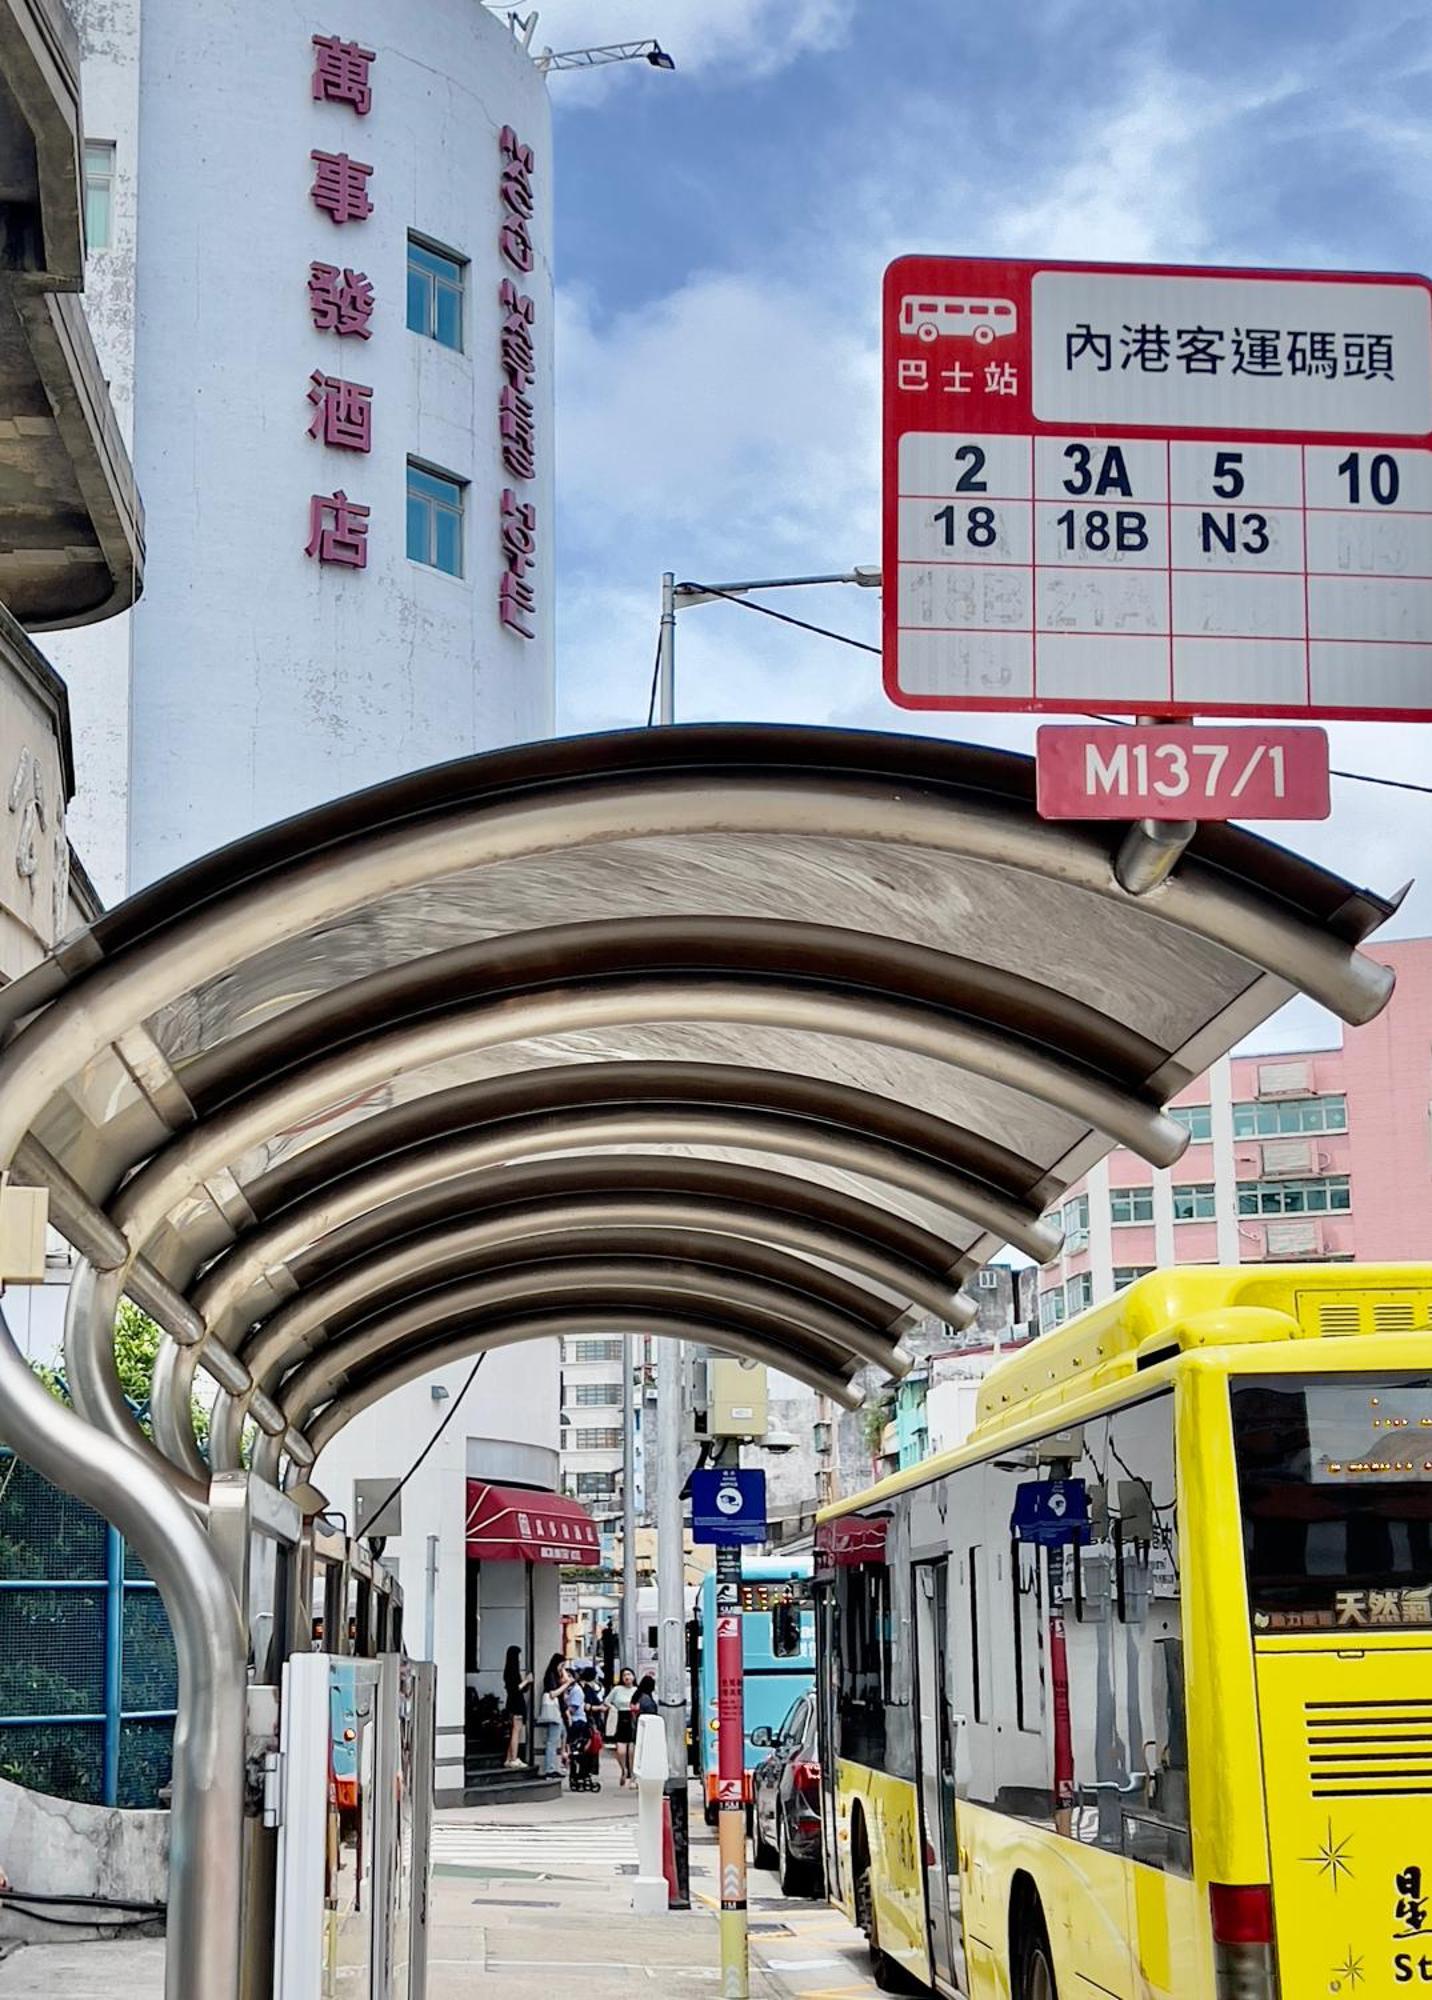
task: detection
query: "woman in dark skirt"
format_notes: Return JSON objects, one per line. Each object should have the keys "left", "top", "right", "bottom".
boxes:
{"left": 503, "top": 1644, "right": 531, "bottom": 1768}
{"left": 608, "top": 1666, "right": 638, "bottom": 1785}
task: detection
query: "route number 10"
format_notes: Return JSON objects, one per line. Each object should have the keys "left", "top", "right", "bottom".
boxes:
{"left": 1337, "top": 451, "right": 1400, "bottom": 505}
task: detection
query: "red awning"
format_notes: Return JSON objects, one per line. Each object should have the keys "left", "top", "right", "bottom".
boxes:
{"left": 465, "top": 1481, "right": 601, "bottom": 1565}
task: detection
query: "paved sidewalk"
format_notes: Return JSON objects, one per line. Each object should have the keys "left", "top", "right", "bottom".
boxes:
{"left": 0, "top": 1775, "right": 880, "bottom": 1999}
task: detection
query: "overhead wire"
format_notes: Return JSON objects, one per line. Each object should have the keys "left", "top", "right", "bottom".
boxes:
{"left": 648, "top": 589, "right": 1432, "bottom": 796}
{"left": 358, "top": 1352, "right": 487, "bottom": 1545}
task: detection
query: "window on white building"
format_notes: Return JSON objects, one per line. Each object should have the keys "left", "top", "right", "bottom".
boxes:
{"left": 1232, "top": 1094, "right": 1347, "bottom": 1138}
{"left": 977, "top": 1268, "right": 1001, "bottom": 1290}
{"left": 568, "top": 1339, "right": 622, "bottom": 1362}
{"left": 1172, "top": 1183, "right": 1217, "bottom": 1222}
{"left": 1063, "top": 1193, "right": 1090, "bottom": 1252}
{"left": 1110, "top": 1186, "right": 1154, "bottom": 1225}
{"left": 1237, "top": 1175, "right": 1350, "bottom": 1216}
{"left": 406, "top": 235, "right": 465, "bottom": 349}
{"left": 1039, "top": 1289, "right": 1066, "bottom": 1332}
{"left": 84, "top": 141, "right": 116, "bottom": 252}
{"left": 573, "top": 1471, "right": 617, "bottom": 1499}
{"left": 570, "top": 1382, "right": 621, "bottom": 1406}
{"left": 406, "top": 461, "right": 465, "bottom": 576}
{"left": 1168, "top": 1103, "right": 1213, "bottom": 1141}
{"left": 573, "top": 1428, "right": 622, "bottom": 1450}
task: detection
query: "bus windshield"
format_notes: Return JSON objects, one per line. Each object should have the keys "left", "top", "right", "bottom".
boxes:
{"left": 1231, "top": 1373, "right": 1432, "bottom": 1631}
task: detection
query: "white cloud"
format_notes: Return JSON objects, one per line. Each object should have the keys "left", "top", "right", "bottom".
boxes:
{"left": 512, "top": 0, "right": 855, "bottom": 91}
{"left": 557, "top": 270, "right": 878, "bottom": 561}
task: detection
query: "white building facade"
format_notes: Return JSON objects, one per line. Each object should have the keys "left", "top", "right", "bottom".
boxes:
{"left": 48, "top": 0, "right": 564, "bottom": 1802}
{"left": 56, "top": 0, "right": 555, "bottom": 896}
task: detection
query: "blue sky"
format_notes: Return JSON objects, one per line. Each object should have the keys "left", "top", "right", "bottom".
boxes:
{"left": 532, "top": 0, "right": 1432, "bottom": 1040}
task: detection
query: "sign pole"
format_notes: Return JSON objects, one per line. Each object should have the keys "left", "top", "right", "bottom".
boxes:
{"left": 690, "top": 1457, "right": 765, "bottom": 2000}
{"left": 715, "top": 1539, "right": 749, "bottom": 2000}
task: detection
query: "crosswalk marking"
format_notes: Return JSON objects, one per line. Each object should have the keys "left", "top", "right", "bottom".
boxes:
{"left": 432, "top": 1819, "right": 638, "bottom": 1872}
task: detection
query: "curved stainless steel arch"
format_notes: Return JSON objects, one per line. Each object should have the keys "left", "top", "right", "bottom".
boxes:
{"left": 295, "top": 1307, "right": 872, "bottom": 1464}
{"left": 0, "top": 723, "right": 1399, "bottom": 2000}
{"left": 202, "top": 1184, "right": 972, "bottom": 1470}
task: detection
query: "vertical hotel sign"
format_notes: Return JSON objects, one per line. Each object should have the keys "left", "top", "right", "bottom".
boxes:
{"left": 305, "top": 32, "right": 376, "bottom": 569}
{"left": 497, "top": 126, "right": 539, "bottom": 639}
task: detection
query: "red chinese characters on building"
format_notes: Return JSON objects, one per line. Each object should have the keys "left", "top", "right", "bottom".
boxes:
{"left": 499, "top": 489, "right": 537, "bottom": 639}
{"left": 306, "top": 35, "right": 376, "bottom": 566}
{"left": 310, "top": 150, "right": 373, "bottom": 225}
{"left": 497, "top": 134, "right": 539, "bottom": 637}
{"left": 309, "top": 263, "right": 374, "bottom": 338}
{"left": 311, "top": 34, "right": 375, "bottom": 114}
{"left": 498, "top": 125, "right": 535, "bottom": 274}
{"left": 307, "top": 372, "right": 373, "bottom": 452}
{"left": 306, "top": 490, "right": 370, "bottom": 568}
{"left": 499, "top": 278, "right": 536, "bottom": 387}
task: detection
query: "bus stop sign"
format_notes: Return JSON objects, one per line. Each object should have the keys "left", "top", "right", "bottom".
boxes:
{"left": 691, "top": 1468, "right": 767, "bottom": 1547}
{"left": 883, "top": 255, "right": 1432, "bottom": 720}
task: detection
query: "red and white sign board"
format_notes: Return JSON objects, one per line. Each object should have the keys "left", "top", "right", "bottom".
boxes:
{"left": 1035, "top": 724, "right": 1331, "bottom": 821}
{"left": 883, "top": 257, "right": 1432, "bottom": 719}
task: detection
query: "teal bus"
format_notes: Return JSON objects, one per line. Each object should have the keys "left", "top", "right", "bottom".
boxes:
{"left": 691, "top": 1552, "right": 814, "bottom": 1823}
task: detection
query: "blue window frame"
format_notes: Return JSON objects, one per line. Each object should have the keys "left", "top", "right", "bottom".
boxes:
{"left": 406, "top": 236, "right": 464, "bottom": 350}
{"left": 406, "top": 461, "right": 464, "bottom": 576}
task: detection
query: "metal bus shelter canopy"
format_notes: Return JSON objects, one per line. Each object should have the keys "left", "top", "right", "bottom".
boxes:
{"left": 0, "top": 721, "right": 1398, "bottom": 2000}
{"left": 0, "top": 720, "right": 1399, "bottom": 1493}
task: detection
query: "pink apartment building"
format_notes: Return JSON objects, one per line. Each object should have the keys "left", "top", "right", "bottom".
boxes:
{"left": 1038, "top": 937, "right": 1432, "bottom": 1329}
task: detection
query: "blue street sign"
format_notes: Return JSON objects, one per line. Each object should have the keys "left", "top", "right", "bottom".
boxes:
{"left": 1011, "top": 1478, "right": 1091, "bottom": 1548}
{"left": 690, "top": 1467, "right": 768, "bottom": 1546}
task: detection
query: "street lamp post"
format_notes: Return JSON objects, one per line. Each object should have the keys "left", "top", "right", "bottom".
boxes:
{"left": 653, "top": 568, "right": 880, "bottom": 726}
{"left": 648, "top": 563, "right": 877, "bottom": 1921}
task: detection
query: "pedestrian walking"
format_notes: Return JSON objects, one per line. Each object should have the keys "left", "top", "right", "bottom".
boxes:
{"left": 538, "top": 1653, "right": 570, "bottom": 1776}
{"left": 608, "top": 1666, "right": 638, "bottom": 1786}
{"left": 634, "top": 1673, "right": 658, "bottom": 1717}
{"left": 502, "top": 1644, "right": 532, "bottom": 1770}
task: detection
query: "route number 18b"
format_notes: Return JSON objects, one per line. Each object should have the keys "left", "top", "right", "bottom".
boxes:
{"left": 1056, "top": 508, "right": 1148, "bottom": 552}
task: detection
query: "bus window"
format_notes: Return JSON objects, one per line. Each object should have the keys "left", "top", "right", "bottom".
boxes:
{"left": 834, "top": 1557, "right": 888, "bottom": 1766}
{"left": 967, "top": 1546, "right": 983, "bottom": 1721}
{"left": 1063, "top": 1396, "right": 1188, "bottom": 1866}
{"left": 1012, "top": 1540, "right": 1044, "bottom": 1733}
{"left": 1232, "top": 1372, "right": 1432, "bottom": 1625}
{"left": 771, "top": 1599, "right": 802, "bottom": 1658}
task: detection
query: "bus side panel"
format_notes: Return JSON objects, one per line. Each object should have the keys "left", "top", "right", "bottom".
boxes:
{"left": 836, "top": 1758, "right": 927, "bottom": 1982}
{"left": 957, "top": 1802, "right": 1146, "bottom": 2000}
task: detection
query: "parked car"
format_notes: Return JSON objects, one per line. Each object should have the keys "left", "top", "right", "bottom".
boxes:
{"left": 749, "top": 1691, "right": 823, "bottom": 1896}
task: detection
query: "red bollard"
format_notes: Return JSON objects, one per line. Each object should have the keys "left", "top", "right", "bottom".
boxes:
{"left": 661, "top": 1793, "right": 678, "bottom": 1906}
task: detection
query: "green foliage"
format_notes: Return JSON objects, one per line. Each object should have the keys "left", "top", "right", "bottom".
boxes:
{"left": 861, "top": 1395, "right": 894, "bottom": 1455}
{"left": 32, "top": 1299, "right": 209, "bottom": 1449}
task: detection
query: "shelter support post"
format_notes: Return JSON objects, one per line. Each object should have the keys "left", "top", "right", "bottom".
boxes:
{"left": 0, "top": 1306, "right": 247, "bottom": 2000}
{"left": 655, "top": 1329, "right": 689, "bottom": 1906}
{"left": 622, "top": 1332, "right": 639, "bottom": 1673}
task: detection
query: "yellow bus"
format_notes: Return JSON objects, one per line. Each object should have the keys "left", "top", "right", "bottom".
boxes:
{"left": 814, "top": 1265, "right": 1432, "bottom": 2000}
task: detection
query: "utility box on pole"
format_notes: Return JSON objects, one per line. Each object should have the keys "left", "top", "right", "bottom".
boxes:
{"left": 708, "top": 1359, "right": 767, "bottom": 1438}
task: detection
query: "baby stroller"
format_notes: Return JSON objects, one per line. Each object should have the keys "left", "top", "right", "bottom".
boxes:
{"left": 567, "top": 1719, "right": 602, "bottom": 1792}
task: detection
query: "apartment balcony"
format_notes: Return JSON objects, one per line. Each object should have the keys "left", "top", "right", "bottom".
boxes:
{"left": 0, "top": 0, "right": 143, "bottom": 627}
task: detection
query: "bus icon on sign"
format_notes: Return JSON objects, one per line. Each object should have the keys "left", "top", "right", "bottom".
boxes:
{"left": 900, "top": 294, "right": 1018, "bottom": 345}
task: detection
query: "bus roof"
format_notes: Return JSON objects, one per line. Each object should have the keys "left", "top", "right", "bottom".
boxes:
{"left": 818, "top": 1263, "right": 1432, "bottom": 1522}
{"left": 700, "top": 1552, "right": 813, "bottom": 1585}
